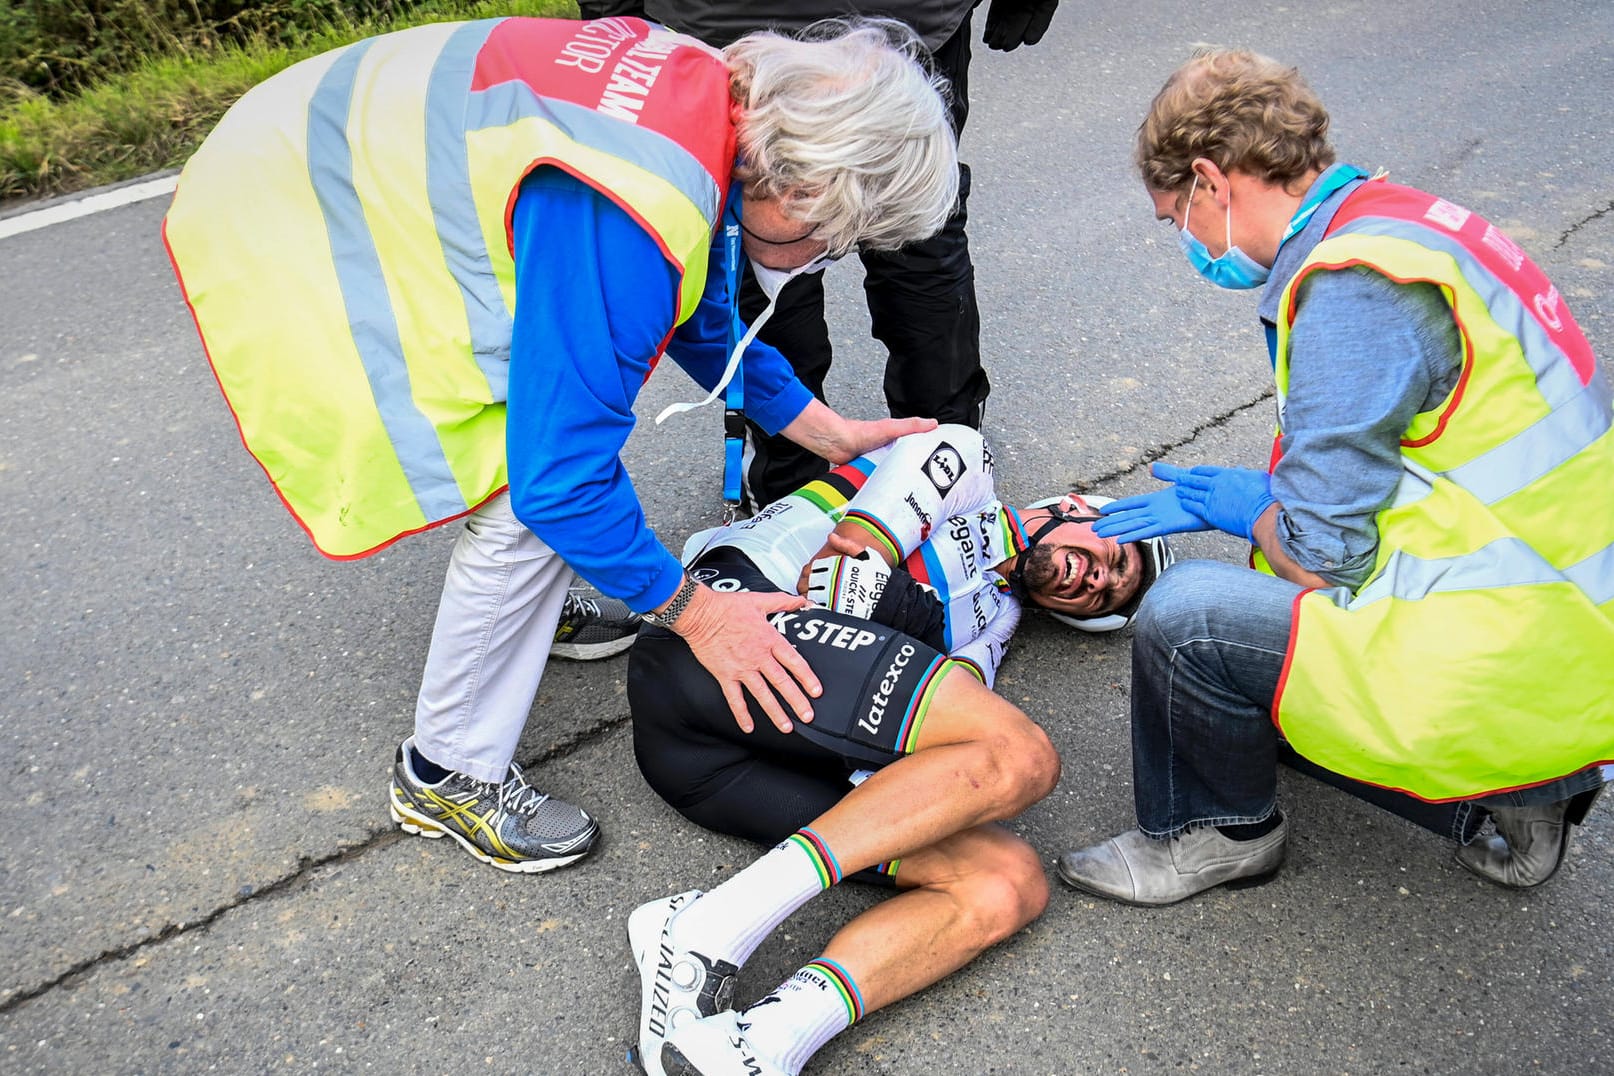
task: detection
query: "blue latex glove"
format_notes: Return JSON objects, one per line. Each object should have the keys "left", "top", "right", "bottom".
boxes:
{"left": 1092, "top": 485, "right": 1212, "bottom": 543}
{"left": 1167, "top": 464, "right": 1277, "bottom": 542}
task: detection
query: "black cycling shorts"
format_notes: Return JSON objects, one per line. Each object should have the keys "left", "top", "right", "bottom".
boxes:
{"left": 629, "top": 548, "right": 958, "bottom": 851}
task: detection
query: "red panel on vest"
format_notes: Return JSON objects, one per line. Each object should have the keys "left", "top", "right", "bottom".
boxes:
{"left": 1327, "top": 182, "right": 1596, "bottom": 385}
{"left": 472, "top": 17, "right": 735, "bottom": 193}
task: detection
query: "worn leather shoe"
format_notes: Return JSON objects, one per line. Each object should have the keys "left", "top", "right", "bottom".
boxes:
{"left": 1057, "top": 820, "right": 1288, "bottom": 907}
{"left": 1456, "top": 786, "right": 1604, "bottom": 889}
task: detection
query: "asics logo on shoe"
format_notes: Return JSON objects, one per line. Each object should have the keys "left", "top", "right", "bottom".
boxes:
{"left": 420, "top": 787, "right": 521, "bottom": 860}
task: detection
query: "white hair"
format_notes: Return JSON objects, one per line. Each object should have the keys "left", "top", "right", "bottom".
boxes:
{"left": 723, "top": 18, "right": 959, "bottom": 255}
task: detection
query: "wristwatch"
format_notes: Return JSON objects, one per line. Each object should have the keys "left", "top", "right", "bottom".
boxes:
{"left": 643, "top": 574, "right": 698, "bottom": 630}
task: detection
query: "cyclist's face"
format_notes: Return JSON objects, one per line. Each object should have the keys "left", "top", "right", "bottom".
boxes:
{"left": 1018, "top": 501, "right": 1143, "bottom": 617}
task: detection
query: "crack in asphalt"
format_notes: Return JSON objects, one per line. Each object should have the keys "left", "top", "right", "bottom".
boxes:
{"left": 1555, "top": 200, "right": 1614, "bottom": 250}
{"left": 0, "top": 710, "right": 633, "bottom": 1015}
{"left": 1071, "top": 386, "right": 1277, "bottom": 491}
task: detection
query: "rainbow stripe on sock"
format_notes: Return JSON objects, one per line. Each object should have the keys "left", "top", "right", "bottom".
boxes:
{"left": 872, "top": 858, "right": 901, "bottom": 883}
{"left": 805, "top": 958, "right": 865, "bottom": 1024}
{"left": 787, "top": 827, "right": 843, "bottom": 889}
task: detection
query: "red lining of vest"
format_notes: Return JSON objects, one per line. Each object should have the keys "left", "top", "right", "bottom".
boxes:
{"left": 504, "top": 158, "right": 692, "bottom": 375}
{"left": 1268, "top": 586, "right": 1311, "bottom": 733}
{"left": 1281, "top": 259, "right": 1474, "bottom": 451}
{"left": 1322, "top": 183, "right": 1596, "bottom": 384}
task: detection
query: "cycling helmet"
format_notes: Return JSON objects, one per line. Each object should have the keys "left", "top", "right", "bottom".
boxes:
{"left": 1013, "top": 494, "right": 1174, "bottom": 633}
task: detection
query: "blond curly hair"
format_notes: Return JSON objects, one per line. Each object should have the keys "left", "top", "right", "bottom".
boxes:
{"left": 1136, "top": 49, "right": 1335, "bottom": 195}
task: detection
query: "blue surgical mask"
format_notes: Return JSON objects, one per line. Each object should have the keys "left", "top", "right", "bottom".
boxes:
{"left": 1178, "top": 175, "right": 1270, "bottom": 289}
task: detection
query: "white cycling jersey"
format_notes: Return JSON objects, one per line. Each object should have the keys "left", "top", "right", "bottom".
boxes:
{"left": 684, "top": 426, "right": 1025, "bottom": 687}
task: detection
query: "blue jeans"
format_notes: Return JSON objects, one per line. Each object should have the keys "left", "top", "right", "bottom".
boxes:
{"left": 1129, "top": 560, "right": 1603, "bottom": 838}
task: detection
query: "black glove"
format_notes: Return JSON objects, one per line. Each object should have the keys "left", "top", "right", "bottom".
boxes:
{"left": 577, "top": 1, "right": 645, "bottom": 18}
{"left": 869, "top": 568, "right": 948, "bottom": 653}
{"left": 982, "top": 0, "right": 1059, "bottom": 51}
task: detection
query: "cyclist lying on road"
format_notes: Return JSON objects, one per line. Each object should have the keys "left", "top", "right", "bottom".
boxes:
{"left": 624, "top": 424, "right": 1170, "bottom": 1076}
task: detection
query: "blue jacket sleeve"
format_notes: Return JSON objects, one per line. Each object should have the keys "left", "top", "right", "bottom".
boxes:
{"left": 661, "top": 221, "right": 813, "bottom": 436}
{"left": 1276, "top": 266, "right": 1462, "bottom": 589}
{"left": 504, "top": 169, "right": 688, "bottom": 611}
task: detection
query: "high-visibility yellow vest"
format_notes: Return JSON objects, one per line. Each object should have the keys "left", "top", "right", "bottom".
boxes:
{"left": 1261, "top": 180, "right": 1614, "bottom": 801}
{"left": 164, "top": 17, "right": 735, "bottom": 558}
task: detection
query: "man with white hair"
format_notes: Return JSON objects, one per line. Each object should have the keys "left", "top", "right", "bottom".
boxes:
{"left": 578, "top": 0, "right": 1063, "bottom": 510}
{"left": 623, "top": 425, "right": 1171, "bottom": 1076}
{"left": 164, "top": 16, "right": 959, "bottom": 874}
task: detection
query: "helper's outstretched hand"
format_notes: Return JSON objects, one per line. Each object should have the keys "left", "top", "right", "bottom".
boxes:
{"left": 1092, "top": 462, "right": 1277, "bottom": 544}
{"left": 1168, "top": 464, "right": 1276, "bottom": 542}
{"left": 983, "top": 0, "right": 1059, "bottom": 51}
{"left": 674, "top": 586, "right": 820, "bottom": 735}
{"left": 780, "top": 399, "right": 938, "bottom": 466}
{"left": 1091, "top": 483, "right": 1212, "bottom": 543}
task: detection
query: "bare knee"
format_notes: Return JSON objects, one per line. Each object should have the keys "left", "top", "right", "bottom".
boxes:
{"left": 946, "top": 829, "right": 1050, "bottom": 945}
{"left": 979, "top": 712, "right": 1061, "bottom": 817}
{"left": 922, "top": 669, "right": 1061, "bottom": 816}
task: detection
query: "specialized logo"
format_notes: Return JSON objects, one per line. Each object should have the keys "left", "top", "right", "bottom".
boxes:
{"left": 725, "top": 1037, "right": 764, "bottom": 1076}
{"left": 923, "top": 442, "right": 965, "bottom": 494}
{"left": 859, "top": 643, "right": 915, "bottom": 737}
{"left": 977, "top": 508, "right": 999, "bottom": 561}
{"left": 646, "top": 892, "right": 693, "bottom": 1038}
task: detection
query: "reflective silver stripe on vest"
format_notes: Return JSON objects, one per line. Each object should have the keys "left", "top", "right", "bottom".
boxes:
{"left": 308, "top": 39, "right": 469, "bottom": 521}
{"left": 1349, "top": 535, "right": 1614, "bottom": 610}
{"left": 1330, "top": 217, "right": 1585, "bottom": 410}
{"left": 1567, "top": 543, "right": 1614, "bottom": 607}
{"left": 1445, "top": 367, "right": 1613, "bottom": 503}
{"left": 465, "top": 84, "right": 722, "bottom": 230}
{"left": 426, "top": 19, "right": 510, "bottom": 401}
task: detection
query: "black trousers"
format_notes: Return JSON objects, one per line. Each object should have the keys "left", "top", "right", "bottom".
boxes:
{"left": 739, "top": 15, "right": 987, "bottom": 507}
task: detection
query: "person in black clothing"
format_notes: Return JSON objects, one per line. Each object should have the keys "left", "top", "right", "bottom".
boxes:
{"left": 576, "top": 0, "right": 1061, "bottom": 509}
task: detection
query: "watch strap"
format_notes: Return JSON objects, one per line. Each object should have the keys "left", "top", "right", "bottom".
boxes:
{"left": 645, "top": 574, "right": 698, "bottom": 629}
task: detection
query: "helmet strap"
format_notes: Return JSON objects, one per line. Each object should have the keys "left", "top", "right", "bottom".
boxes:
{"left": 1006, "top": 506, "right": 1098, "bottom": 603}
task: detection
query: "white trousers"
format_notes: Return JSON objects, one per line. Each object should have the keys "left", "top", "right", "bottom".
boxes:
{"left": 412, "top": 492, "right": 574, "bottom": 783}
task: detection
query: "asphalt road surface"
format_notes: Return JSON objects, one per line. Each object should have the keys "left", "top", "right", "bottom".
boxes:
{"left": 3, "top": 2, "right": 1612, "bottom": 1073}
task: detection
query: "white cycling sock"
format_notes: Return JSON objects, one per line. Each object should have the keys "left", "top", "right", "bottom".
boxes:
{"left": 740, "top": 958, "right": 864, "bottom": 1076}
{"left": 670, "top": 827, "right": 842, "bottom": 966}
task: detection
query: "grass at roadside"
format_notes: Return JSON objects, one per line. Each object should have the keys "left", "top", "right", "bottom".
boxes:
{"left": 0, "top": 0, "right": 575, "bottom": 206}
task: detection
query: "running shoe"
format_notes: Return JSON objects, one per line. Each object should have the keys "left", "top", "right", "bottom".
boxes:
{"left": 661, "top": 1011, "right": 787, "bottom": 1076}
{"left": 628, "top": 891, "right": 739, "bottom": 1076}
{"left": 388, "top": 738, "right": 598, "bottom": 872}
{"left": 552, "top": 586, "right": 643, "bottom": 660}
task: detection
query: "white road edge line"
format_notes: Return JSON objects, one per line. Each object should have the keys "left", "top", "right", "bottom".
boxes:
{"left": 0, "top": 174, "right": 179, "bottom": 241}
